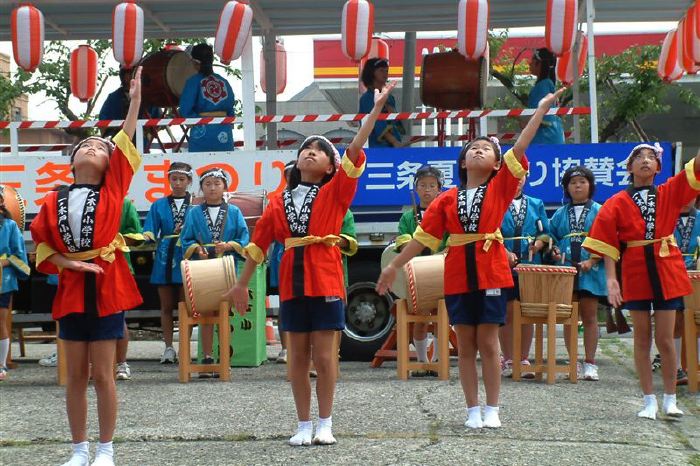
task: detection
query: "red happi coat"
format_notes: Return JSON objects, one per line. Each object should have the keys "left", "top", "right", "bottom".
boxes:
{"left": 245, "top": 151, "right": 366, "bottom": 302}
{"left": 30, "top": 131, "right": 143, "bottom": 319}
{"left": 415, "top": 149, "right": 528, "bottom": 295}
{"left": 583, "top": 160, "right": 700, "bottom": 301}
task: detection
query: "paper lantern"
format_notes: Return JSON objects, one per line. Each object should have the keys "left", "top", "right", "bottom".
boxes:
{"left": 215, "top": 1, "right": 254, "bottom": 64}
{"left": 694, "top": 3, "right": 700, "bottom": 40}
{"left": 260, "top": 40, "right": 287, "bottom": 94}
{"left": 683, "top": 5, "right": 700, "bottom": 64}
{"left": 11, "top": 5, "right": 44, "bottom": 72}
{"left": 556, "top": 32, "right": 587, "bottom": 85}
{"left": 457, "top": 0, "right": 489, "bottom": 60}
{"left": 545, "top": 0, "right": 578, "bottom": 56}
{"left": 112, "top": 1, "right": 144, "bottom": 68}
{"left": 341, "top": 0, "right": 374, "bottom": 61}
{"left": 679, "top": 18, "right": 700, "bottom": 74}
{"left": 658, "top": 29, "right": 684, "bottom": 82}
{"left": 70, "top": 45, "right": 98, "bottom": 103}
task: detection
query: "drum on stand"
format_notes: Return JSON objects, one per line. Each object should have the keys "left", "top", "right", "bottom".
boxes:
{"left": 192, "top": 191, "right": 267, "bottom": 238}
{"left": 514, "top": 264, "right": 578, "bottom": 318}
{"left": 404, "top": 254, "right": 445, "bottom": 315}
{"left": 181, "top": 256, "right": 237, "bottom": 316}
{"left": 420, "top": 50, "right": 488, "bottom": 110}
{"left": 380, "top": 242, "right": 407, "bottom": 299}
{"left": 0, "top": 185, "right": 26, "bottom": 231}
{"left": 138, "top": 50, "right": 198, "bottom": 108}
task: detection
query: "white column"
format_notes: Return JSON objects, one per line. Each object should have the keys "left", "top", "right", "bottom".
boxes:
{"left": 586, "top": 0, "right": 599, "bottom": 143}
{"left": 241, "top": 34, "right": 256, "bottom": 151}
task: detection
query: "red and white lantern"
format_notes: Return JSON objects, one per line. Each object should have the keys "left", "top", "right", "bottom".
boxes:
{"left": 215, "top": 1, "right": 254, "bottom": 65}
{"left": 11, "top": 5, "right": 44, "bottom": 72}
{"left": 457, "top": 0, "right": 489, "bottom": 60}
{"left": 658, "top": 29, "right": 684, "bottom": 82}
{"left": 679, "top": 18, "right": 700, "bottom": 74}
{"left": 112, "top": 1, "right": 144, "bottom": 68}
{"left": 556, "top": 32, "right": 587, "bottom": 85}
{"left": 70, "top": 45, "right": 98, "bottom": 103}
{"left": 683, "top": 6, "right": 700, "bottom": 65}
{"left": 341, "top": 0, "right": 374, "bottom": 61}
{"left": 260, "top": 40, "right": 287, "bottom": 95}
{"left": 545, "top": 0, "right": 578, "bottom": 56}
{"left": 694, "top": 3, "right": 700, "bottom": 41}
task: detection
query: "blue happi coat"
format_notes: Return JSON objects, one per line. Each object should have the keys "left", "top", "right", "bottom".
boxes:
{"left": 143, "top": 195, "right": 193, "bottom": 285}
{"left": 180, "top": 203, "right": 249, "bottom": 262}
{"left": 673, "top": 208, "right": 700, "bottom": 270}
{"left": 0, "top": 216, "right": 29, "bottom": 294}
{"left": 501, "top": 195, "right": 551, "bottom": 265}
{"left": 549, "top": 201, "right": 607, "bottom": 297}
{"left": 179, "top": 72, "right": 235, "bottom": 152}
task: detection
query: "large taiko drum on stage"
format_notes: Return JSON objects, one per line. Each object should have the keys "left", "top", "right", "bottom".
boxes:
{"left": 420, "top": 50, "right": 488, "bottom": 110}
{"left": 514, "top": 264, "right": 577, "bottom": 318}
{"left": 138, "top": 50, "right": 198, "bottom": 108}
{"left": 685, "top": 271, "right": 700, "bottom": 325}
{"left": 0, "top": 185, "right": 26, "bottom": 231}
{"left": 192, "top": 191, "right": 267, "bottom": 237}
{"left": 181, "top": 256, "right": 237, "bottom": 316}
{"left": 380, "top": 242, "right": 407, "bottom": 299}
{"left": 404, "top": 254, "right": 445, "bottom": 314}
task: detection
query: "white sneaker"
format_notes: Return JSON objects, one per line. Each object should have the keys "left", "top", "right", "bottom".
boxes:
{"left": 583, "top": 362, "right": 599, "bottom": 381}
{"left": 276, "top": 349, "right": 287, "bottom": 364}
{"left": 39, "top": 352, "right": 57, "bottom": 367}
{"left": 90, "top": 455, "right": 115, "bottom": 466}
{"left": 61, "top": 454, "right": 89, "bottom": 466}
{"left": 520, "top": 359, "right": 535, "bottom": 379}
{"left": 500, "top": 359, "right": 513, "bottom": 377}
{"left": 160, "top": 346, "right": 177, "bottom": 364}
{"left": 288, "top": 429, "right": 312, "bottom": 446}
{"left": 115, "top": 362, "right": 131, "bottom": 381}
{"left": 312, "top": 426, "right": 337, "bottom": 445}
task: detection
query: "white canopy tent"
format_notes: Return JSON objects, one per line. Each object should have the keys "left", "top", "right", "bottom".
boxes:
{"left": 2, "top": 0, "right": 693, "bottom": 148}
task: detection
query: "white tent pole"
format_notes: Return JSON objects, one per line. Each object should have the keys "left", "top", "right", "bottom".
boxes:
{"left": 241, "top": 34, "right": 256, "bottom": 151}
{"left": 586, "top": 0, "right": 599, "bottom": 143}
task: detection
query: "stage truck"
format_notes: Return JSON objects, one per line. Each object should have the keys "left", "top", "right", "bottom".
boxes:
{"left": 6, "top": 141, "right": 675, "bottom": 361}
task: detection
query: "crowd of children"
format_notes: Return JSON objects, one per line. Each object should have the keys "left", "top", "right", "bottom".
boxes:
{"left": 0, "top": 71, "right": 698, "bottom": 465}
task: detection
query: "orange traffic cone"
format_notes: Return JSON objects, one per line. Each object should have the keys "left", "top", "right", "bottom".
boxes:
{"left": 265, "top": 318, "right": 277, "bottom": 345}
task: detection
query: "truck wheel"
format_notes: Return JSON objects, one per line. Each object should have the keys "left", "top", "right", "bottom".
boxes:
{"left": 340, "top": 281, "right": 394, "bottom": 361}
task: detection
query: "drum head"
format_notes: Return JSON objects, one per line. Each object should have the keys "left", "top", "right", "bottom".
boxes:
{"left": 381, "top": 242, "right": 407, "bottom": 299}
{"left": 166, "top": 52, "right": 198, "bottom": 97}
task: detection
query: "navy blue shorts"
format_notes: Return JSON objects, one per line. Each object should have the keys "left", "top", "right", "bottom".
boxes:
{"left": 445, "top": 290, "right": 507, "bottom": 326}
{"left": 624, "top": 297, "right": 684, "bottom": 312}
{"left": 279, "top": 297, "right": 345, "bottom": 333}
{"left": 504, "top": 275, "right": 519, "bottom": 302}
{"left": 0, "top": 292, "right": 12, "bottom": 308}
{"left": 58, "top": 312, "right": 125, "bottom": 342}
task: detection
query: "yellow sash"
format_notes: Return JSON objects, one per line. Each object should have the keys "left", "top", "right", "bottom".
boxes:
{"left": 284, "top": 235, "right": 341, "bottom": 250}
{"left": 447, "top": 229, "right": 504, "bottom": 252}
{"left": 200, "top": 241, "right": 245, "bottom": 257}
{"left": 626, "top": 234, "right": 677, "bottom": 258}
{"left": 564, "top": 232, "right": 588, "bottom": 239}
{"left": 62, "top": 234, "right": 129, "bottom": 263}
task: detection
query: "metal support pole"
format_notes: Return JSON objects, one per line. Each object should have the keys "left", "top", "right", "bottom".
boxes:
{"left": 241, "top": 34, "right": 256, "bottom": 151}
{"left": 586, "top": 0, "right": 599, "bottom": 143}
{"left": 263, "top": 32, "right": 278, "bottom": 149}
{"left": 401, "top": 31, "right": 417, "bottom": 140}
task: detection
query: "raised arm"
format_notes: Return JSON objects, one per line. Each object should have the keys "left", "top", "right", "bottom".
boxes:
{"left": 347, "top": 82, "right": 397, "bottom": 162}
{"left": 512, "top": 87, "right": 567, "bottom": 160}
{"left": 122, "top": 66, "right": 142, "bottom": 141}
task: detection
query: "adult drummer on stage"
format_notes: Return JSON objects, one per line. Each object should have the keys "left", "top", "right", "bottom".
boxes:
{"left": 359, "top": 58, "right": 406, "bottom": 148}
{"left": 179, "top": 43, "right": 236, "bottom": 153}
{"left": 394, "top": 165, "right": 447, "bottom": 376}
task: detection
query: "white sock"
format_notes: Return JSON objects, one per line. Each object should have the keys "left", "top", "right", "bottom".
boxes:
{"left": 414, "top": 337, "right": 428, "bottom": 363}
{"left": 95, "top": 441, "right": 113, "bottom": 459}
{"left": 465, "top": 406, "right": 483, "bottom": 429}
{"left": 289, "top": 420, "right": 313, "bottom": 446}
{"left": 662, "top": 393, "right": 683, "bottom": 416}
{"left": 0, "top": 338, "right": 9, "bottom": 368}
{"left": 431, "top": 336, "right": 439, "bottom": 362}
{"left": 637, "top": 394, "right": 658, "bottom": 420}
{"left": 674, "top": 338, "right": 681, "bottom": 370}
{"left": 61, "top": 441, "right": 89, "bottom": 466}
{"left": 483, "top": 405, "right": 501, "bottom": 428}
{"left": 318, "top": 416, "right": 332, "bottom": 430}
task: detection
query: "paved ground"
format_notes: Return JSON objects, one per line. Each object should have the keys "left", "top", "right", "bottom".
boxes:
{"left": 1, "top": 334, "right": 698, "bottom": 465}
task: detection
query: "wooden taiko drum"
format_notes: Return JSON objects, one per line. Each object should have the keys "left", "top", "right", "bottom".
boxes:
{"left": 181, "top": 256, "right": 237, "bottom": 317}
{"left": 404, "top": 254, "right": 444, "bottom": 314}
{"left": 514, "top": 264, "right": 577, "bottom": 318}
{"left": 685, "top": 271, "right": 700, "bottom": 325}
{"left": 420, "top": 50, "right": 488, "bottom": 110}
{"left": 0, "top": 185, "right": 26, "bottom": 231}
{"left": 138, "top": 50, "right": 198, "bottom": 107}
{"left": 192, "top": 191, "right": 267, "bottom": 237}
{"left": 380, "top": 242, "right": 407, "bottom": 299}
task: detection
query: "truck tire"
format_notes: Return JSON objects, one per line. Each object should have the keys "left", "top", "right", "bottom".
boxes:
{"left": 340, "top": 281, "right": 394, "bottom": 361}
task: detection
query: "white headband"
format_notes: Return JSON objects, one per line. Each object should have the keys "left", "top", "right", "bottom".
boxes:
{"left": 168, "top": 168, "right": 194, "bottom": 178}
{"left": 301, "top": 135, "right": 341, "bottom": 168}
{"left": 199, "top": 168, "right": 228, "bottom": 184}
{"left": 489, "top": 136, "right": 502, "bottom": 156}
{"left": 70, "top": 136, "right": 116, "bottom": 159}
{"left": 627, "top": 142, "right": 663, "bottom": 163}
